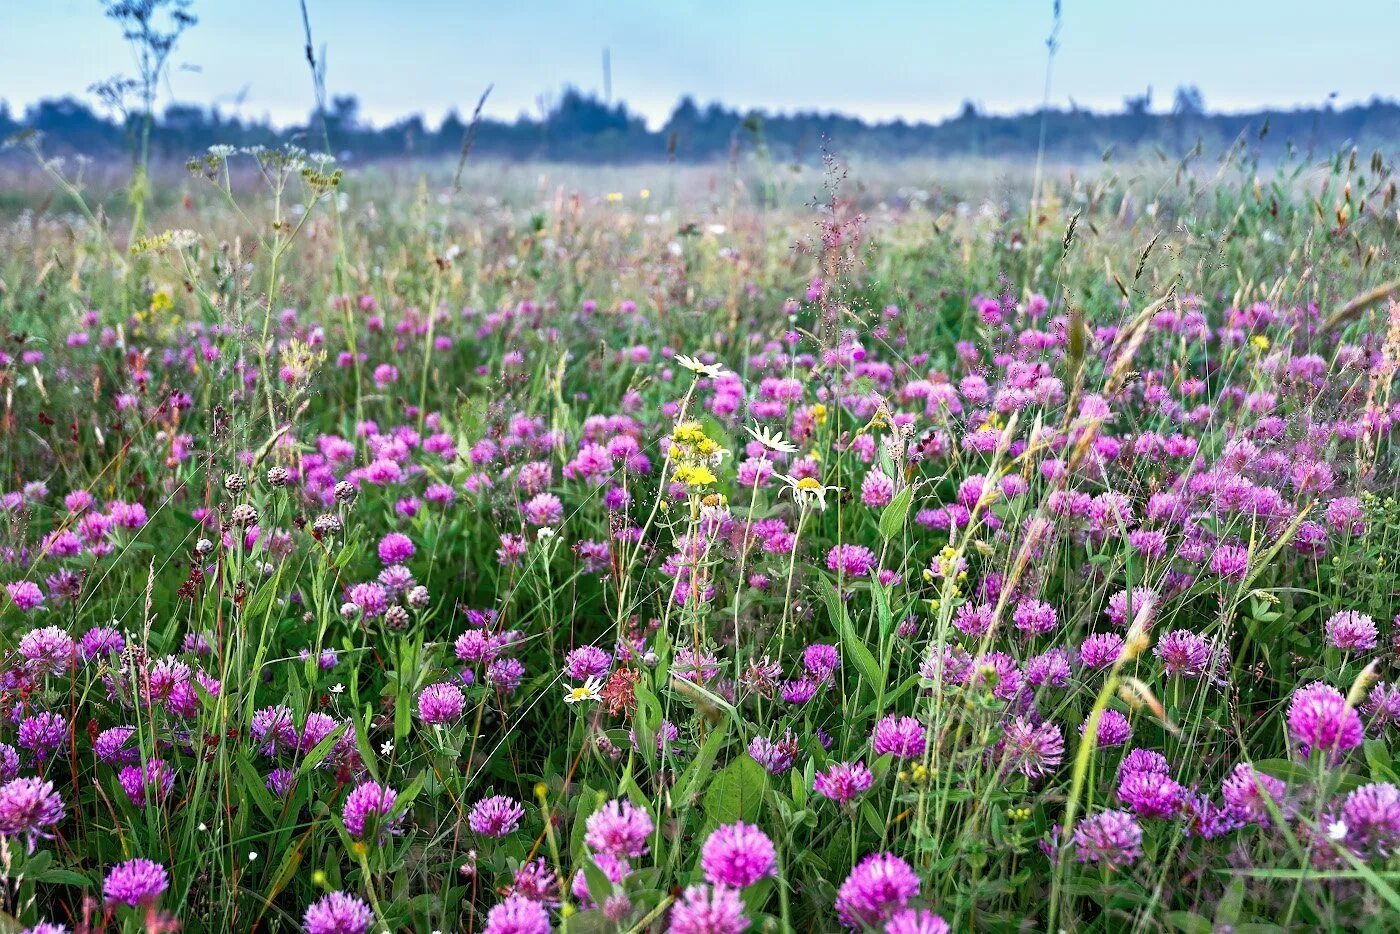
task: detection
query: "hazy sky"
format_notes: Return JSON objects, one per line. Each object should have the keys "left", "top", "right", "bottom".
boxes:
{"left": 4, "top": 1, "right": 1399, "bottom": 128}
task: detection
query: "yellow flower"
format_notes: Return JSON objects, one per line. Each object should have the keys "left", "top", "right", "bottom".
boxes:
{"left": 809, "top": 403, "right": 827, "bottom": 425}
{"left": 1250, "top": 335, "right": 1270, "bottom": 353}
{"left": 149, "top": 291, "right": 174, "bottom": 315}
{"left": 640, "top": 188, "right": 651, "bottom": 200}
{"left": 673, "top": 464, "right": 718, "bottom": 487}
{"left": 605, "top": 192, "right": 624, "bottom": 204}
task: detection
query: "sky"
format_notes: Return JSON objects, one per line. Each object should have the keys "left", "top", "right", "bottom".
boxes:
{"left": 3, "top": 0, "right": 1399, "bottom": 129}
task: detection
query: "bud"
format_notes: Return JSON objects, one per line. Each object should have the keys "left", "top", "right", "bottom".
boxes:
{"left": 229, "top": 504, "right": 258, "bottom": 527}
{"left": 312, "top": 514, "right": 341, "bottom": 537}
{"left": 407, "top": 585, "right": 430, "bottom": 610}
{"left": 384, "top": 605, "right": 410, "bottom": 631}
{"left": 334, "top": 481, "right": 357, "bottom": 505}
{"left": 224, "top": 473, "right": 247, "bottom": 494}
{"left": 194, "top": 538, "right": 214, "bottom": 557}
{"left": 266, "top": 466, "right": 290, "bottom": 487}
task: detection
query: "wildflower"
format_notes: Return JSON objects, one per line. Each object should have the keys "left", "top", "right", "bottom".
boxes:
{"left": 1220, "top": 763, "right": 1289, "bottom": 824}
{"left": 834, "top": 852, "right": 921, "bottom": 928}
{"left": 571, "top": 851, "right": 631, "bottom": 908}
{"left": 776, "top": 473, "right": 839, "bottom": 511}
{"left": 377, "top": 532, "right": 415, "bottom": 564}
{"left": 668, "top": 884, "right": 749, "bottom": 934}
{"left": 1210, "top": 545, "right": 1250, "bottom": 580}
{"left": 487, "top": 657, "right": 526, "bottom": 692}
{"left": 1001, "top": 717, "right": 1064, "bottom": 778}
{"left": 303, "top": 891, "right": 374, "bottom": 934}
{"left": 814, "top": 761, "right": 874, "bottom": 806}
{"left": 80, "top": 625, "right": 125, "bottom": 660}
{"left": 1364, "top": 681, "right": 1400, "bottom": 728}
{"left": 18, "top": 712, "right": 67, "bottom": 763}
{"left": 0, "top": 777, "right": 64, "bottom": 851}
{"left": 103, "top": 858, "right": 169, "bottom": 906}
{"left": 418, "top": 682, "right": 467, "bottom": 724}
{"left": 251, "top": 705, "right": 298, "bottom": 756}
{"left": 1081, "top": 709, "right": 1132, "bottom": 747}
{"left": 468, "top": 795, "right": 525, "bottom": 837}
{"left": 585, "top": 799, "right": 653, "bottom": 858}
{"left": 1325, "top": 611, "right": 1378, "bottom": 651}
{"left": 700, "top": 822, "right": 776, "bottom": 888}
{"left": 675, "top": 353, "right": 725, "bottom": 378}
{"left": 871, "top": 716, "right": 926, "bottom": 759}
{"left": 1287, "top": 681, "right": 1363, "bottom": 759}
{"left": 564, "top": 677, "right": 604, "bottom": 705}
{"left": 1072, "top": 810, "right": 1143, "bottom": 869}
{"left": 266, "top": 769, "right": 296, "bottom": 797}
{"left": 1341, "top": 782, "right": 1400, "bottom": 857}
{"left": 342, "top": 781, "right": 401, "bottom": 838}
{"left": 5, "top": 581, "right": 44, "bottom": 612}
{"left": 1012, "top": 599, "right": 1057, "bottom": 637}
{"left": 1118, "top": 768, "right": 1184, "bottom": 819}
{"left": 748, "top": 731, "right": 799, "bottom": 775}
{"left": 565, "top": 645, "right": 612, "bottom": 679}
{"left": 1079, "top": 633, "right": 1124, "bottom": 669}
{"left": 508, "top": 858, "right": 561, "bottom": 906}
{"left": 119, "top": 759, "right": 175, "bottom": 807}
{"left": 861, "top": 468, "right": 896, "bottom": 507}
{"left": 483, "top": 894, "right": 551, "bottom": 934}
{"left": 827, "top": 544, "right": 877, "bottom": 578}
{"left": 1154, "top": 630, "right": 1214, "bottom": 678}
{"left": 884, "top": 909, "right": 951, "bottom": 933}
{"left": 745, "top": 424, "right": 798, "bottom": 454}
{"left": 18, "top": 626, "right": 75, "bottom": 675}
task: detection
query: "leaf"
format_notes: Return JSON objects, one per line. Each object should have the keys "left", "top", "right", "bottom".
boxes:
{"left": 817, "top": 577, "right": 882, "bottom": 696}
{"left": 703, "top": 757, "right": 768, "bottom": 826}
{"left": 234, "top": 752, "right": 279, "bottom": 821}
{"left": 35, "top": 869, "right": 90, "bottom": 888}
{"left": 675, "top": 719, "right": 731, "bottom": 809}
{"left": 879, "top": 486, "right": 912, "bottom": 541}
{"left": 296, "top": 722, "right": 347, "bottom": 778}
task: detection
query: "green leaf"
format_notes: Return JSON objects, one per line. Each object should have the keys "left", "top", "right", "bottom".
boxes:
{"left": 818, "top": 577, "right": 882, "bottom": 698}
{"left": 703, "top": 757, "right": 769, "bottom": 826}
{"left": 675, "top": 719, "right": 731, "bottom": 809}
{"left": 234, "top": 752, "right": 279, "bottom": 821}
{"left": 296, "top": 722, "right": 347, "bottom": 778}
{"left": 879, "top": 486, "right": 912, "bottom": 541}
{"left": 35, "top": 869, "right": 90, "bottom": 888}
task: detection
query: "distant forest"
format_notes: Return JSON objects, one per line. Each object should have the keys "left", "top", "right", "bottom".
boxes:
{"left": 5, "top": 85, "right": 1400, "bottom": 164}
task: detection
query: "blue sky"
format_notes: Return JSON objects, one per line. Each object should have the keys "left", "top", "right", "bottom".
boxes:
{"left": 4, "top": 1, "right": 1398, "bottom": 127}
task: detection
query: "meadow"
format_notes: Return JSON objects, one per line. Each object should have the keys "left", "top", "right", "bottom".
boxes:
{"left": 0, "top": 139, "right": 1397, "bottom": 933}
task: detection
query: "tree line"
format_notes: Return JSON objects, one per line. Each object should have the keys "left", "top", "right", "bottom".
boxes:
{"left": 5, "top": 86, "right": 1400, "bottom": 164}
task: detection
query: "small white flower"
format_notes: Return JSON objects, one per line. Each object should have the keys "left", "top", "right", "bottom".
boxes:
{"left": 248, "top": 851, "right": 258, "bottom": 861}
{"left": 329, "top": 683, "right": 345, "bottom": 695}
{"left": 674, "top": 353, "right": 725, "bottom": 378}
{"left": 564, "top": 676, "right": 605, "bottom": 705}
{"left": 1327, "top": 819, "right": 1348, "bottom": 842}
{"left": 745, "top": 423, "right": 799, "bottom": 454}
{"left": 380, "top": 741, "right": 394, "bottom": 756}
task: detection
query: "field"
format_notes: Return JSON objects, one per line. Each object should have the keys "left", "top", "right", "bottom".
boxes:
{"left": 0, "top": 141, "right": 1398, "bottom": 933}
